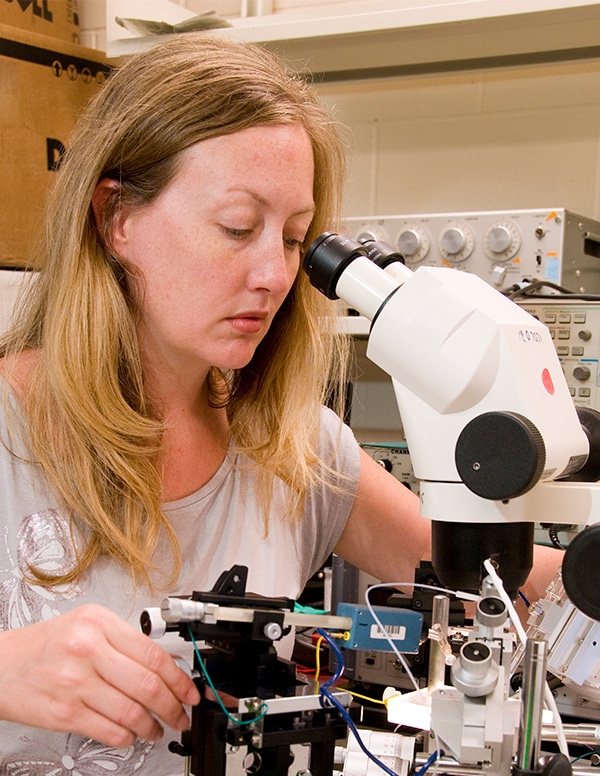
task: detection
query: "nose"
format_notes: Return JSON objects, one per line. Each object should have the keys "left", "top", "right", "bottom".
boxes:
{"left": 248, "top": 240, "right": 297, "bottom": 296}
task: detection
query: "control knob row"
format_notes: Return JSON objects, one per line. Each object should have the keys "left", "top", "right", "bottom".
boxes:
{"left": 352, "top": 220, "right": 522, "bottom": 265}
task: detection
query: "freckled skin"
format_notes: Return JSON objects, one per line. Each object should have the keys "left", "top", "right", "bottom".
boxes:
{"left": 111, "top": 124, "right": 316, "bottom": 384}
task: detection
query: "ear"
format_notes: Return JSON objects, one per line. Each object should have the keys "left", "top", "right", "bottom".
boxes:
{"left": 91, "top": 178, "right": 130, "bottom": 256}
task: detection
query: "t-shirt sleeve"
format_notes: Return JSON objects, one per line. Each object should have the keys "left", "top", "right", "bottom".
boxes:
{"left": 299, "top": 405, "right": 361, "bottom": 584}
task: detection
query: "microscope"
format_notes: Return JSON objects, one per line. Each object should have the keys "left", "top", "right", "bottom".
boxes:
{"left": 144, "top": 232, "right": 600, "bottom": 776}
{"left": 302, "top": 232, "right": 600, "bottom": 776}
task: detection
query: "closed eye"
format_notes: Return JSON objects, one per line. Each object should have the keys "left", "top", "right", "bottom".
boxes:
{"left": 222, "top": 226, "right": 253, "bottom": 239}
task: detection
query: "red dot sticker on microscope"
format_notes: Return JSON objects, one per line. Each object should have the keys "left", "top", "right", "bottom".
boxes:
{"left": 542, "top": 368, "right": 555, "bottom": 395}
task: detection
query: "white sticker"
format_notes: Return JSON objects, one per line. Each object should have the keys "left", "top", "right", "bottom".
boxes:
{"left": 370, "top": 624, "right": 407, "bottom": 641}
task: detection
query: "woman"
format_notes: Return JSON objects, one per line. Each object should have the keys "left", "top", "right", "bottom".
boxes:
{"left": 0, "top": 33, "right": 426, "bottom": 770}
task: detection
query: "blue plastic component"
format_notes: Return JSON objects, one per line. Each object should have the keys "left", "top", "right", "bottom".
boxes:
{"left": 334, "top": 602, "right": 423, "bottom": 653}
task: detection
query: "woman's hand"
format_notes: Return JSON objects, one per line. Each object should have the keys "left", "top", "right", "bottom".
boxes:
{"left": 0, "top": 604, "right": 201, "bottom": 747}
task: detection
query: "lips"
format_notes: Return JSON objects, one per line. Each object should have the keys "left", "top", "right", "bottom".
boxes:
{"left": 227, "top": 310, "right": 269, "bottom": 335}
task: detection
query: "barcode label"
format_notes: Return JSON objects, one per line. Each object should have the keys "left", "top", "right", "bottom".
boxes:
{"left": 370, "top": 624, "right": 407, "bottom": 641}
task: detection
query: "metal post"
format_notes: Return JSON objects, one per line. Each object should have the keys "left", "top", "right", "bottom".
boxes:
{"left": 516, "top": 638, "right": 548, "bottom": 773}
{"left": 428, "top": 594, "right": 450, "bottom": 692}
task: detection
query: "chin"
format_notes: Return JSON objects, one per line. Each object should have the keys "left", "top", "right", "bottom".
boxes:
{"left": 213, "top": 352, "right": 257, "bottom": 372}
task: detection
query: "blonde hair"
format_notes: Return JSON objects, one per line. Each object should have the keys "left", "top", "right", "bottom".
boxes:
{"left": 1, "top": 33, "right": 350, "bottom": 588}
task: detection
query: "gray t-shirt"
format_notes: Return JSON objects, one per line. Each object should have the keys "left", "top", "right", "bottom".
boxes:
{"left": 0, "top": 400, "right": 360, "bottom": 774}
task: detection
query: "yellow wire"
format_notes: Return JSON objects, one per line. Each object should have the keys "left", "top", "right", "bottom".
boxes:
{"left": 347, "top": 689, "right": 386, "bottom": 705}
{"left": 313, "top": 633, "right": 383, "bottom": 705}
{"left": 314, "top": 635, "right": 324, "bottom": 683}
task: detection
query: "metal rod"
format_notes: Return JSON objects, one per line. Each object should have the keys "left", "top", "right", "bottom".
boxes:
{"left": 516, "top": 639, "right": 548, "bottom": 772}
{"left": 541, "top": 723, "right": 600, "bottom": 745}
{"left": 428, "top": 594, "right": 450, "bottom": 692}
{"left": 413, "top": 755, "right": 598, "bottom": 776}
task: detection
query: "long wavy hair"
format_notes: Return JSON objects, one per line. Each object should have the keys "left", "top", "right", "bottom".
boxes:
{"left": 0, "top": 33, "right": 350, "bottom": 588}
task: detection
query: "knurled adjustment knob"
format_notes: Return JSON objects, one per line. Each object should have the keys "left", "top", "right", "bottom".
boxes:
{"left": 455, "top": 411, "right": 546, "bottom": 500}
{"left": 562, "top": 524, "right": 600, "bottom": 621}
{"left": 376, "top": 458, "right": 393, "bottom": 472}
{"left": 561, "top": 406, "right": 600, "bottom": 482}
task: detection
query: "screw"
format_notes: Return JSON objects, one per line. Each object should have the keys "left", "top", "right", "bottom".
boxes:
{"left": 264, "top": 622, "right": 283, "bottom": 640}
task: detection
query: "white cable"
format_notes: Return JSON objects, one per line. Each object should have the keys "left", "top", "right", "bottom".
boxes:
{"left": 364, "top": 581, "right": 478, "bottom": 698}
{"left": 365, "top": 582, "right": 423, "bottom": 696}
{"left": 365, "top": 581, "right": 464, "bottom": 763}
{"left": 482, "top": 560, "right": 528, "bottom": 643}
{"left": 482, "top": 559, "right": 569, "bottom": 757}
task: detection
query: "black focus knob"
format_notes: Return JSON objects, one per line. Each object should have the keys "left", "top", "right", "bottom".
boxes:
{"left": 455, "top": 411, "right": 546, "bottom": 500}
{"left": 562, "top": 524, "right": 600, "bottom": 621}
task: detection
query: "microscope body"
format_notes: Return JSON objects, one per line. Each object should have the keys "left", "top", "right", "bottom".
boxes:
{"left": 334, "top": 251, "right": 588, "bottom": 500}
{"left": 305, "top": 232, "right": 597, "bottom": 594}
{"left": 303, "top": 232, "right": 600, "bottom": 776}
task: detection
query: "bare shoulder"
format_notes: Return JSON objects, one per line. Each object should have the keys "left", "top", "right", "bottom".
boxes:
{"left": 0, "top": 350, "right": 40, "bottom": 401}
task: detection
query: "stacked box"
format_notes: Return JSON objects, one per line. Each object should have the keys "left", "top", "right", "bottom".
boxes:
{"left": 0, "top": 23, "right": 113, "bottom": 266}
{"left": 0, "top": 0, "right": 80, "bottom": 44}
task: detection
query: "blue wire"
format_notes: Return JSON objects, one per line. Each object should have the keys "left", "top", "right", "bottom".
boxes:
{"left": 320, "top": 684, "right": 400, "bottom": 776}
{"left": 316, "top": 627, "right": 445, "bottom": 776}
{"left": 316, "top": 628, "right": 402, "bottom": 776}
{"left": 414, "top": 749, "right": 445, "bottom": 776}
{"left": 316, "top": 627, "right": 344, "bottom": 688}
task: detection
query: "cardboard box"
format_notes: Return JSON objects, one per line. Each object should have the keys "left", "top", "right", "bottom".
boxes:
{"left": 0, "top": 0, "right": 80, "bottom": 44}
{"left": 0, "top": 23, "right": 113, "bottom": 267}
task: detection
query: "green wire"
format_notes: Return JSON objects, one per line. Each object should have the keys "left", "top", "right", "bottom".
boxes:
{"left": 186, "top": 624, "right": 269, "bottom": 727}
{"left": 571, "top": 750, "right": 600, "bottom": 764}
{"left": 294, "top": 602, "right": 327, "bottom": 615}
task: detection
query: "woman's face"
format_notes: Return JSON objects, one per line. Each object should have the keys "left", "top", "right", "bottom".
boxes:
{"left": 109, "top": 123, "right": 316, "bottom": 382}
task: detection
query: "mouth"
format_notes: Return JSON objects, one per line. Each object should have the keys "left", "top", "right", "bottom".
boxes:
{"left": 227, "top": 311, "right": 269, "bottom": 335}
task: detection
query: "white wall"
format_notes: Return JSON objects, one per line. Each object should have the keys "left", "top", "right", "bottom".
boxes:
{"left": 79, "top": 2, "right": 600, "bottom": 223}
{"left": 317, "top": 60, "right": 600, "bottom": 222}
{"left": 0, "top": 271, "right": 37, "bottom": 336}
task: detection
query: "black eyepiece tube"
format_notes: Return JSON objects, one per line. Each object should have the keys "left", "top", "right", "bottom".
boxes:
{"left": 303, "top": 232, "right": 368, "bottom": 300}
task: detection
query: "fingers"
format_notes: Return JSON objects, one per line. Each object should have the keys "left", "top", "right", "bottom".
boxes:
{"left": 104, "top": 618, "right": 200, "bottom": 708}
{"left": 44, "top": 677, "right": 165, "bottom": 748}
{"left": 62, "top": 606, "right": 200, "bottom": 736}
{"left": 92, "top": 641, "right": 194, "bottom": 734}
{"left": 0, "top": 605, "right": 200, "bottom": 748}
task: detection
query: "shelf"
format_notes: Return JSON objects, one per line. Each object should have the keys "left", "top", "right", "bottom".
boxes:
{"left": 107, "top": 0, "right": 600, "bottom": 78}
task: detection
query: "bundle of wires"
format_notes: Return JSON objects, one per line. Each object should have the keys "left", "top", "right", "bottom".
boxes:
{"left": 316, "top": 627, "right": 443, "bottom": 776}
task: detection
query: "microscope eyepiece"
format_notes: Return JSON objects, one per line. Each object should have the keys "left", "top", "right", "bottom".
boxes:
{"left": 303, "top": 232, "right": 368, "bottom": 299}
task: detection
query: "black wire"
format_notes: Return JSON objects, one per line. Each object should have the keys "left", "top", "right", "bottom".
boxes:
{"left": 539, "top": 523, "right": 572, "bottom": 550}
{"left": 505, "top": 279, "right": 600, "bottom": 301}
{"left": 547, "top": 525, "right": 567, "bottom": 551}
